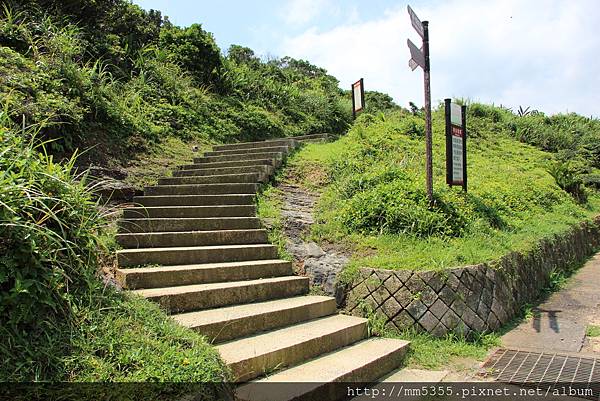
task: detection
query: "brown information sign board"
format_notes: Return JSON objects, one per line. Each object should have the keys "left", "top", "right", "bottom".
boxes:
{"left": 445, "top": 99, "right": 467, "bottom": 191}
{"left": 351, "top": 78, "right": 365, "bottom": 119}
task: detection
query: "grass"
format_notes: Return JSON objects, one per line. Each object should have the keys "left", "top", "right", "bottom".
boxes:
{"left": 362, "top": 302, "right": 499, "bottom": 370}
{"left": 256, "top": 183, "right": 292, "bottom": 261}
{"left": 395, "top": 330, "right": 499, "bottom": 370}
{"left": 586, "top": 325, "right": 600, "bottom": 338}
{"left": 67, "top": 294, "right": 229, "bottom": 383}
{"left": 122, "top": 136, "right": 209, "bottom": 190}
{"left": 282, "top": 107, "right": 600, "bottom": 281}
{"left": 0, "top": 120, "right": 230, "bottom": 391}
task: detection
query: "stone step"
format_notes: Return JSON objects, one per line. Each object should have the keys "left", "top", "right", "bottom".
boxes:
{"left": 117, "top": 243, "right": 277, "bottom": 266}
{"left": 289, "top": 133, "right": 328, "bottom": 142}
{"left": 133, "top": 194, "right": 255, "bottom": 207}
{"left": 116, "top": 259, "right": 293, "bottom": 289}
{"left": 179, "top": 159, "right": 281, "bottom": 170}
{"left": 174, "top": 295, "right": 337, "bottom": 343}
{"left": 173, "top": 165, "right": 273, "bottom": 178}
{"left": 144, "top": 183, "right": 257, "bottom": 196}
{"left": 158, "top": 173, "right": 261, "bottom": 186}
{"left": 193, "top": 152, "right": 284, "bottom": 164}
{"left": 212, "top": 139, "right": 299, "bottom": 151}
{"left": 118, "top": 217, "right": 260, "bottom": 233}
{"left": 236, "top": 338, "right": 410, "bottom": 401}
{"left": 133, "top": 276, "right": 309, "bottom": 313}
{"left": 218, "top": 314, "right": 369, "bottom": 383}
{"left": 204, "top": 146, "right": 291, "bottom": 157}
{"left": 123, "top": 205, "right": 256, "bottom": 219}
{"left": 117, "top": 229, "right": 268, "bottom": 248}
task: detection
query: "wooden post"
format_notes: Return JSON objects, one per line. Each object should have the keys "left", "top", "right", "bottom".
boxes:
{"left": 422, "top": 21, "right": 433, "bottom": 205}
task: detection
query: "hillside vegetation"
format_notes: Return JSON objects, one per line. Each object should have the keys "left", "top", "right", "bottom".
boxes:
{"left": 0, "top": 119, "right": 229, "bottom": 398}
{"left": 286, "top": 104, "right": 600, "bottom": 278}
{"left": 0, "top": 0, "right": 370, "bottom": 388}
{"left": 3, "top": 0, "right": 600, "bottom": 388}
{"left": 0, "top": 0, "right": 355, "bottom": 170}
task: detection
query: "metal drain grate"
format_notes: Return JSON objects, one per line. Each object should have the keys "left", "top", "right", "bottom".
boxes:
{"left": 481, "top": 348, "right": 600, "bottom": 400}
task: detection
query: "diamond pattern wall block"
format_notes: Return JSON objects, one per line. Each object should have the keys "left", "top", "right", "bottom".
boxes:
{"left": 343, "top": 216, "right": 600, "bottom": 337}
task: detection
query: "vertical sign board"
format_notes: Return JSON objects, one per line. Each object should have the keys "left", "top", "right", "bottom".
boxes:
{"left": 351, "top": 78, "right": 365, "bottom": 119}
{"left": 445, "top": 98, "right": 467, "bottom": 191}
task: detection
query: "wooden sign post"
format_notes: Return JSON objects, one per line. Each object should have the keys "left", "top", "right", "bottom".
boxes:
{"left": 407, "top": 5, "right": 433, "bottom": 204}
{"left": 351, "top": 78, "right": 365, "bottom": 119}
{"left": 445, "top": 98, "right": 468, "bottom": 192}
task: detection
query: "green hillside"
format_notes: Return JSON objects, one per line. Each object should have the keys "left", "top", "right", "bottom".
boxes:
{"left": 285, "top": 104, "right": 600, "bottom": 279}
{"left": 0, "top": 0, "right": 354, "bottom": 169}
{"left": 2, "top": 0, "right": 600, "bottom": 389}
{"left": 0, "top": 0, "right": 359, "bottom": 387}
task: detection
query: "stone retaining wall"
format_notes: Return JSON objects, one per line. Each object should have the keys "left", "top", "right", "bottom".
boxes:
{"left": 342, "top": 216, "right": 600, "bottom": 337}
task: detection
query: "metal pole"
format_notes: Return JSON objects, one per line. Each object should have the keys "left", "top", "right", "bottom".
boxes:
{"left": 422, "top": 21, "right": 433, "bottom": 204}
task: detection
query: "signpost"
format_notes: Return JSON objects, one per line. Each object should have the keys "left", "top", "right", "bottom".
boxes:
{"left": 445, "top": 98, "right": 467, "bottom": 191}
{"left": 351, "top": 78, "right": 365, "bottom": 119}
{"left": 406, "top": 5, "right": 433, "bottom": 204}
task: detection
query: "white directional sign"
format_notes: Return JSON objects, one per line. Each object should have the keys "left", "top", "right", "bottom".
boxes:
{"left": 409, "top": 58, "right": 418, "bottom": 71}
{"left": 450, "top": 103, "right": 462, "bottom": 126}
{"left": 407, "top": 5, "right": 424, "bottom": 39}
{"left": 408, "top": 44, "right": 423, "bottom": 71}
{"left": 407, "top": 39, "right": 425, "bottom": 70}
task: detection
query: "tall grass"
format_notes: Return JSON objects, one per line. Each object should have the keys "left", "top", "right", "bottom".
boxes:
{"left": 287, "top": 106, "right": 600, "bottom": 275}
{"left": 0, "top": 106, "right": 108, "bottom": 379}
{"left": 0, "top": 108, "right": 229, "bottom": 389}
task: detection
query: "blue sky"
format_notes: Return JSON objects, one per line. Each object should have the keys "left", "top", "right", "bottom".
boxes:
{"left": 132, "top": 0, "right": 600, "bottom": 117}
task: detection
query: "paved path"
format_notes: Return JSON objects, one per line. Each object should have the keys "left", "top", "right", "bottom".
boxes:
{"left": 501, "top": 253, "right": 600, "bottom": 354}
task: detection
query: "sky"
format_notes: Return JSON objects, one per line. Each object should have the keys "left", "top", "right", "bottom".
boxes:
{"left": 132, "top": 0, "right": 600, "bottom": 117}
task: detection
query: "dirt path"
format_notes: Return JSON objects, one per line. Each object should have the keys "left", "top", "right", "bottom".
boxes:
{"left": 278, "top": 183, "right": 350, "bottom": 295}
{"left": 500, "top": 252, "right": 600, "bottom": 354}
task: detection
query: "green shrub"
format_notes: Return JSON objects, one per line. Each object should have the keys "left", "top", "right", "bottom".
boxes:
{"left": 0, "top": 119, "right": 106, "bottom": 379}
{"left": 547, "top": 160, "right": 586, "bottom": 202}
{"left": 159, "top": 24, "right": 222, "bottom": 87}
{"left": 318, "top": 108, "right": 586, "bottom": 240}
{"left": 0, "top": 116, "right": 228, "bottom": 387}
{"left": 363, "top": 90, "right": 400, "bottom": 113}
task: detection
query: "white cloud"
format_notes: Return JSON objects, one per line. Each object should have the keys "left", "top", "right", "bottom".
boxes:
{"left": 280, "top": 0, "right": 332, "bottom": 26}
{"left": 280, "top": 0, "right": 600, "bottom": 116}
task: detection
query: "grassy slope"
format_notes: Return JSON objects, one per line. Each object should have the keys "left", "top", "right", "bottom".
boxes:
{"left": 286, "top": 108, "right": 600, "bottom": 280}
{"left": 67, "top": 293, "right": 229, "bottom": 384}
{"left": 271, "top": 107, "right": 600, "bottom": 373}
{"left": 0, "top": 127, "right": 230, "bottom": 392}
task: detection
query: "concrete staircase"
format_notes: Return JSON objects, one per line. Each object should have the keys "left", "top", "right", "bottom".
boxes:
{"left": 115, "top": 135, "right": 410, "bottom": 400}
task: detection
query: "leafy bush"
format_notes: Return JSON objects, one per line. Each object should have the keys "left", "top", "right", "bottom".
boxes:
{"left": 0, "top": 122, "right": 104, "bottom": 367}
{"left": 0, "top": 116, "right": 229, "bottom": 387}
{"left": 159, "top": 24, "right": 222, "bottom": 87}
{"left": 363, "top": 90, "right": 401, "bottom": 114}
{"left": 547, "top": 160, "right": 586, "bottom": 202}
{"left": 0, "top": 3, "right": 351, "bottom": 161}
{"left": 317, "top": 108, "right": 587, "bottom": 240}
